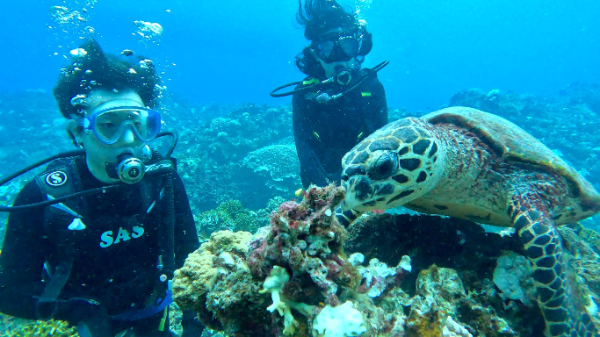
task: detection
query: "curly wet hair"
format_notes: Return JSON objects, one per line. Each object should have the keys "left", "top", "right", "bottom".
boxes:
{"left": 296, "top": 0, "right": 359, "bottom": 40}
{"left": 53, "top": 38, "right": 160, "bottom": 118}
{"left": 295, "top": 0, "right": 372, "bottom": 77}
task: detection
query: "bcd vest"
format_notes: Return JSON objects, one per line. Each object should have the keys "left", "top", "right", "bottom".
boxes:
{"left": 34, "top": 155, "right": 176, "bottom": 321}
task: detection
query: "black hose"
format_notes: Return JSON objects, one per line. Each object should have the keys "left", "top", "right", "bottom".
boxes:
{"left": 269, "top": 60, "right": 390, "bottom": 99}
{"left": 331, "top": 60, "right": 390, "bottom": 101}
{"left": 0, "top": 186, "right": 118, "bottom": 211}
{"left": 0, "top": 131, "right": 179, "bottom": 212}
{"left": 161, "top": 173, "right": 175, "bottom": 279}
{"left": 0, "top": 150, "right": 85, "bottom": 187}
{"left": 157, "top": 130, "right": 178, "bottom": 158}
{"left": 270, "top": 80, "right": 316, "bottom": 98}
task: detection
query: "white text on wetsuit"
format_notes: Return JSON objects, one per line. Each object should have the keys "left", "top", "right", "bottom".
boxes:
{"left": 100, "top": 226, "right": 144, "bottom": 248}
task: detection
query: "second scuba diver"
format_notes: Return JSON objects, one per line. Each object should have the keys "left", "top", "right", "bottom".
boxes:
{"left": 0, "top": 39, "right": 204, "bottom": 336}
{"left": 272, "top": 0, "right": 389, "bottom": 188}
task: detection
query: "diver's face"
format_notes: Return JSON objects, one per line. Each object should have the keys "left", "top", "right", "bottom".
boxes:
{"left": 74, "top": 89, "right": 147, "bottom": 184}
{"left": 316, "top": 56, "right": 361, "bottom": 78}
{"left": 312, "top": 29, "right": 363, "bottom": 77}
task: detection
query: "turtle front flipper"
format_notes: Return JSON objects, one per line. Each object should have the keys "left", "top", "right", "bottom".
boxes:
{"left": 510, "top": 200, "right": 598, "bottom": 336}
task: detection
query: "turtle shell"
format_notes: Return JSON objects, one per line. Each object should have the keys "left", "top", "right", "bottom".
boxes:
{"left": 421, "top": 106, "right": 600, "bottom": 212}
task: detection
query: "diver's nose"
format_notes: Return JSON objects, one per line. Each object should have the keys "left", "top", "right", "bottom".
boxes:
{"left": 122, "top": 128, "right": 135, "bottom": 144}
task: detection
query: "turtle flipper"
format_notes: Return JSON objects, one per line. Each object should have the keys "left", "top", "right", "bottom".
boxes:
{"left": 510, "top": 201, "right": 598, "bottom": 336}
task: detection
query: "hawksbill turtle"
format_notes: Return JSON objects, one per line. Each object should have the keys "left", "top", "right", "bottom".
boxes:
{"left": 336, "top": 106, "right": 600, "bottom": 337}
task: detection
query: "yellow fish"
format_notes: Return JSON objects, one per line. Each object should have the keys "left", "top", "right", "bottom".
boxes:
{"left": 294, "top": 188, "right": 303, "bottom": 197}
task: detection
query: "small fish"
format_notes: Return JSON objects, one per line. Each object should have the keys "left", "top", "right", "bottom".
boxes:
{"left": 294, "top": 188, "right": 303, "bottom": 197}
{"left": 121, "top": 49, "right": 134, "bottom": 56}
{"left": 372, "top": 209, "right": 385, "bottom": 214}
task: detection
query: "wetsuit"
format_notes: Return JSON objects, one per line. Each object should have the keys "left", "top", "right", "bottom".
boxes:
{"left": 0, "top": 157, "right": 202, "bottom": 336}
{"left": 292, "top": 70, "right": 388, "bottom": 188}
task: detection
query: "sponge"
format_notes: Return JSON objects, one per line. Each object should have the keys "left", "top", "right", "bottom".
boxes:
{"left": 313, "top": 301, "right": 367, "bottom": 337}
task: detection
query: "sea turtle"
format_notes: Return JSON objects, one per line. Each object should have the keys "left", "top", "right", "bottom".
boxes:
{"left": 337, "top": 106, "right": 600, "bottom": 337}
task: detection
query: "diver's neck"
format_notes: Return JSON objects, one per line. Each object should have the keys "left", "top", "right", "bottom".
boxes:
{"left": 85, "top": 156, "right": 121, "bottom": 184}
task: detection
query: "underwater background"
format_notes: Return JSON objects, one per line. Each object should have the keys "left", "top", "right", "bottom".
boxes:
{"left": 1, "top": 0, "right": 600, "bottom": 336}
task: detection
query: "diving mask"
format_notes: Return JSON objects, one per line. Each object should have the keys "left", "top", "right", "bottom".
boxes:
{"left": 313, "top": 29, "right": 363, "bottom": 63}
{"left": 80, "top": 106, "right": 162, "bottom": 145}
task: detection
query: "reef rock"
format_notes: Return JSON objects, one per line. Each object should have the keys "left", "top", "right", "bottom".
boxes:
{"left": 175, "top": 186, "right": 410, "bottom": 337}
{"left": 172, "top": 230, "right": 271, "bottom": 335}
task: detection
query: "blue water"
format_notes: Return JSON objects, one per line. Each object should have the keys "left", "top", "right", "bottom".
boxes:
{"left": 0, "top": 0, "right": 598, "bottom": 111}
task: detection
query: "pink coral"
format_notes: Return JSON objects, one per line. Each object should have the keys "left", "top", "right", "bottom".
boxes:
{"left": 247, "top": 184, "right": 357, "bottom": 303}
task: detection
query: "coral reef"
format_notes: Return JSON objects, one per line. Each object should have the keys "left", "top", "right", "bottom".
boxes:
{"left": 241, "top": 144, "right": 301, "bottom": 194}
{"left": 194, "top": 200, "right": 258, "bottom": 239}
{"left": 175, "top": 103, "right": 296, "bottom": 211}
{"left": 171, "top": 230, "right": 269, "bottom": 335}
{"left": 246, "top": 184, "right": 349, "bottom": 294}
{"left": 174, "top": 185, "right": 408, "bottom": 337}
{"left": 256, "top": 196, "right": 288, "bottom": 228}
{"left": 1, "top": 319, "right": 78, "bottom": 337}
{"left": 344, "top": 213, "right": 600, "bottom": 336}
{"left": 175, "top": 187, "right": 600, "bottom": 337}
{"left": 558, "top": 224, "right": 600, "bottom": 327}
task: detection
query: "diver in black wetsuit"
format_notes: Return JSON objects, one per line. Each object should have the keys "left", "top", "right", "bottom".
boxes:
{"left": 0, "top": 39, "right": 203, "bottom": 337}
{"left": 279, "top": 0, "right": 388, "bottom": 188}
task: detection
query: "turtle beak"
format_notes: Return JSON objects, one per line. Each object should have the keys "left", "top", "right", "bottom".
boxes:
{"left": 344, "top": 175, "right": 374, "bottom": 210}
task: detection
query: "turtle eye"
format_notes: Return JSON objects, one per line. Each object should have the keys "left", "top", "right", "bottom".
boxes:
{"left": 368, "top": 153, "right": 398, "bottom": 181}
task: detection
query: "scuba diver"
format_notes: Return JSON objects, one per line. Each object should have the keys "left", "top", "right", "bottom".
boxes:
{"left": 271, "top": 0, "right": 389, "bottom": 188}
{"left": 0, "top": 39, "right": 203, "bottom": 337}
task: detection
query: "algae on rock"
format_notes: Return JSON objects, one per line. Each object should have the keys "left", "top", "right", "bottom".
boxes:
{"left": 2, "top": 319, "right": 78, "bottom": 337}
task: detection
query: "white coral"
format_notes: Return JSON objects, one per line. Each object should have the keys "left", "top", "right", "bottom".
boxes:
{"left": 493, "top": 251, "right": 534, "bottom": 306}
{"left": 260, "top": 266, "right": 316, "bottom": 335}
{"left": 349, "top": 253, "right": 412, "bottom": 298}
{"left": 313, "top": 301, "right": 366, "bottom": 337}
{"left": 442, "top": 316, "right": 473, "bottom": 337}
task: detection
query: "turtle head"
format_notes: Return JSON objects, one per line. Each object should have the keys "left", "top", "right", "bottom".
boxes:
{"left": 341, "top": 118, "right": 445, "bottom": 212}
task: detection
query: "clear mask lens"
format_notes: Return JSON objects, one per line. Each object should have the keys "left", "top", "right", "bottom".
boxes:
{"left": 317, "top": 41, "right": 335, "bottom": 58}
{"left": 85, "top": 106, "right": 161, "bottom": 144}
{"left": 316, "top": 36, "right": 360, "bottom": 63}
{"left": 339, "top": 38, "right": 359, "bottom": 57}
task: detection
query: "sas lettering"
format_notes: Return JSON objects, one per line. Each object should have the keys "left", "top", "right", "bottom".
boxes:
{"left": 99, "top": 226, "right": 145, "bottom": 248}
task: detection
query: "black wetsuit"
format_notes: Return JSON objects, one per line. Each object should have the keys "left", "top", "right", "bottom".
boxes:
{"left": 0, "top": 157, "right": 201, "bottom": 336}
{"left": 292, "top": 70, "right": 388, "bottom": 188}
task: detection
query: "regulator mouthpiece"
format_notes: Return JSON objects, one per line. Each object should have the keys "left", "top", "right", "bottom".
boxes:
{"left": 336, "top": 70, "right": 352, "bottom": 86}
{"left": 116, "top": 153, "right": 145, "bottom": 184}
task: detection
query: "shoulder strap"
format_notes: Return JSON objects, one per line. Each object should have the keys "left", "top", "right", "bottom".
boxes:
{"left": 34, "top": 158, "right": 86, "bottom": 319}
{"left": 35, "top": 157, "right": 86, "bottom": 217}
